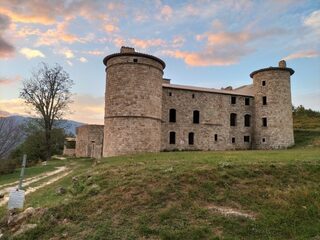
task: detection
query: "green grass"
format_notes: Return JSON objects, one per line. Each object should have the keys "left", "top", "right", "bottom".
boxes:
{"left": 293, "top": 114, "right": 320, "bottom": 130}
{"left": 0, "top": 160, "right": 65, "bottom": 186}
{"left": 1, "top": 130, "right": 320, "bottom": 239}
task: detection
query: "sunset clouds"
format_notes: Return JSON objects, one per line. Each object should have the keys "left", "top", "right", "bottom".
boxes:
{"left": 0, "top": 0, "right": 319, "bottom": 120}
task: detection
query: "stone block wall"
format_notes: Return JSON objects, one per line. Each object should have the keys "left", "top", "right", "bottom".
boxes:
{"left": 252, "top": 69, "right": 294, "bottom": 149}
{"left": 103, "top": 52, "right": 164, "bottom": 157}
{"left": 161, "top": 87, "right": 254, "bottom": 151}
{"left": 75, "top": 125, "right": 104, "bottom": 158}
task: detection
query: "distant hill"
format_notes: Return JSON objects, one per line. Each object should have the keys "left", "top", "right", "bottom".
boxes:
{"left": 1, "top": 115, "right": 85, "bottom": 135}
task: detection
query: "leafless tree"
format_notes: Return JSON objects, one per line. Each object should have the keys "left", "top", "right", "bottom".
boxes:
{"left": 20, "top": 63, "right": 73, "bottom": 161}
{"left": 0, "top": 117, "right": 23, "bottom": 159}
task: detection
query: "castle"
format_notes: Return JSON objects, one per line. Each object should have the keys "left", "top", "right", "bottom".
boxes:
{"left": 65, "top": 46, "right": 295, "bottom": 158}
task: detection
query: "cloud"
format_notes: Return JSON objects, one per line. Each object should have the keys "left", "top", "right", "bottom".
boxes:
{"left": 0, "top": 14, "right": 14, "bottom": 58}
{"left": 164, "top": 28, "right": 284, "bottom": 66}
{"left": 104, "top": 24, "right": 119, "bottom": 33}
{"left": 36, "top": 21, "right": 82, "bottom": 46}
{"left": 0, "top": 36, "right": 14, "bottom": 58}
{"left": 84, "top": 50, "right": 104, "bottom": 56}
{"left": 304, "top": 10, "right": 320, "bottom": 29}
{"left": 303, "top": 10, "right": 320, "bottom": 38}
{"left": 130, "top": 38, "right": 166, "bottom": 49}
{"left": 79, "top": 57, "right": 88, "bottom": 63}
{"left": 68, "top": 94, "right": 104, "bottom": 124}
{"left": 59, "top": 48, "right": 74, "bottom": 59}
{"left": 20, "top": 47, "right": 45, "bottom": 59}
{"left": 0, "top": 98, "right": 31, "bottom": 116}
{"left": 160, "top": 5, "right": 173, "bottom": 21}
{"left": 0, "top": 75, "right": 21, "bottom": 85}
{"left": 284, "top": 50, "right": 320, "bottom": 60}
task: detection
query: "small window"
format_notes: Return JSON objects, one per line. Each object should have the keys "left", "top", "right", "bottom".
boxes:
{"left": 188, "top": 132, "right": 194, "bottom": 145}
{"left": 133, "top": 58, "right": 138, "bottom": 63}
{"left": 231, "top": 96, "right": 236, "bottom": 104}
{"left": 244, "top": 136, "right": 250, "bottom": 142}
{"left": 192, "top": 94, "right": 195, "bottom": 98}
{"left": 262, "top": 96, "right": 267, "bottom": 105}
{"left": 169, "top": 109, "right": 176, "bottom": 123}
{"left": 193, "top": 110, "right": 200, "bottom": 124}
{"left": 169, "top": 132, "right": 176, "bottom": 144}
{"left": 214, "top": 134, "right": 218, "bottom": 142}
{"left": 230, "top": 113, "right": 237, "bottom": 126}
{"left": 244, "top": 114, "right": 251, "bottom": 127}
{"left": 232, "top": 137, "right": 236, "bottom": 143}
{"left": 169, "top": 92, "right": 172, "bottom": 96}
{"left": 262, "top": 138, "right": 266, "bottom": 143}
{"left": 245, "top": 98, "right": 250, "bottom": 106}
{"left": 262, "top": 117, "right": 267, "bottom": 127}
{"left": 262, "top": 80, "right": 266, "bottom": 86}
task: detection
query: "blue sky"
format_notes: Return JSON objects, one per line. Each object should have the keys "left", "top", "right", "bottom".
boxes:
{"left": 0, "top": 0, "right": 319, "bottom": 124}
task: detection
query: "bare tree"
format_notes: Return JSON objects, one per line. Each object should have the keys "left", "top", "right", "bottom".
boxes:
{"left": 20, "top": 63, "right": 73, "bottom": 161}
{"left": 0, "top": 117, "right": 23, "bottom": 159}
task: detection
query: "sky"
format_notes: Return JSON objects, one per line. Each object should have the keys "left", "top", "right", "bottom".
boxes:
{"left": 0, "top": 0, "right": 319, "bottom": 124}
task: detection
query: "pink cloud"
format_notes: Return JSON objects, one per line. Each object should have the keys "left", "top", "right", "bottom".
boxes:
{"left": 284, "top": 50, "right": 320, "bottom": 60}
{"left": 130, "top": 38, "right": 166, "bottom": 49}
{"left": 0, "top": 75, "right": 21, "bottom": 85}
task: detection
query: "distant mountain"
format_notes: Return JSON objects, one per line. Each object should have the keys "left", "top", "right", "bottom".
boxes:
{"left": 1, "top": 115, "right": 85, "bottom": 135}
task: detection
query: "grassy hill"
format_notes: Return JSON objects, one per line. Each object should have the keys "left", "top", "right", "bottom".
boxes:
{"left": 1, "top": 115, "right": 320, "bottom": 239}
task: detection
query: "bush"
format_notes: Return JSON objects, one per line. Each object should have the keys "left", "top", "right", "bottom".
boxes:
{"left": 0, "top": 158, "right": 20, "bottom": 174}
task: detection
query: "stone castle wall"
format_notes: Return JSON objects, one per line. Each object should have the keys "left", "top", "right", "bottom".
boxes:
{"left": 75, "top": 125, "right": 104, "bottom": 158}
{"left": 98, "top": 47, "right": 295, "bottom": 157}
{"left": 161, "top": 88, "right": 254, "bottom": 151}
{"left": 103, "top": 50, "right": 164, "bottom": 157}
{"left": 252, "top": 69, "right": 294, "bottom": 149}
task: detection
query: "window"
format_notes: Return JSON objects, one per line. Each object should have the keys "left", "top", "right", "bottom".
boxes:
{"left": 244, "top": 136, "right": 250, "bottom": 142}
{"left": 230, "top": 113, "right": 237, "bottom": 126}
{"left": 133, "top": 58, "right": 138, "bottom": 63}
{"left": 262, "top": 117, "right": 267, "bottom": 127}
{"left": 192, "top": 94, "right": 195, "bottom": 98}
{"left": 262, "top": 80, "right": 266, "bottom": 86}
{"left": 169, "top": 132, "right": 176, "bottom": 144}
{"left": 232, "top": 137, "right": 236, "bottom": 143}
{"left": 214, "top": 134, "right": 218, "bottom": 142}
{"left": 244, "top": 114, "right": 251, "bottom": 127}
{"left": 262, "top": 138, "right": 266, "bottom": 143}
{"left": 262, "top": 96, "right": 267, "bottom": 105}
{"left": 169, "top": 92, "right": 172, "bottom": 96}
{"left": 188, "top": 132, "right": 194, "bottom": 145}
{"left": 231, "top": 96, "right": 236, "bottom": 104}
{"left": 245, "top": 97, "right": 250, "bottom": 105}
{"left": 169, "top": 109, "right": 176, "bottom": 123}
{"left": 193, "top": 110, "right": 200, "bottom": 124}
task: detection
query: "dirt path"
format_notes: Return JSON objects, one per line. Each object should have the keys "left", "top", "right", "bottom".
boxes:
{"left": 0, "top": 167, "right": 71, "bottom": 207}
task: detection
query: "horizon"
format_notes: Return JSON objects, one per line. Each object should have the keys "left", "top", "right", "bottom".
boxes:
{"left": 0, "top": 0, "right": 319, "bottom": 124}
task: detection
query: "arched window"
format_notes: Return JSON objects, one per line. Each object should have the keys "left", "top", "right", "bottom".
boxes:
{"left": 244, "top": 114, "right": 251, "bottom": 127}
{"left": 188, "top": 132, "right": 194, "bottom": 145}
{"left": 169, "top": 132, "right": 176, "bottom": 144}
{"left": 193, "top": 110, "right": 200, "bottom": 124}
{"left": 230, "top": 113, "right": 237, "bottom": 126}
{"left": 169, "top": 109, "right": 176, "bottom": 122}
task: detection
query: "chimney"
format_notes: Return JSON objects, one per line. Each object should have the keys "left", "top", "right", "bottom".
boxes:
{"left": 120, "top": 46, "right": 135, "bottom": 53}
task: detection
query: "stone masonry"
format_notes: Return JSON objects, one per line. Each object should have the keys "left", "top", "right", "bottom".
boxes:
{"left": 75, "top": 125, "right": 104, "bottom": 158}
{"left": 79, "top": 46, "right": 295, "bottom": 158}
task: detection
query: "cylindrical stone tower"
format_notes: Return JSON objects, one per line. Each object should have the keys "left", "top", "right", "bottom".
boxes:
{"left": 251, "top": 60, "right": 295, "bottom": 149}
{"left": 103, "top": 47, "right": 165, "bottom": 157}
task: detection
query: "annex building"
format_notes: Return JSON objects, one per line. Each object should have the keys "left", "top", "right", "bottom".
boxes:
{"left": 69, "top": 46, "right": 295, "bottom": 158}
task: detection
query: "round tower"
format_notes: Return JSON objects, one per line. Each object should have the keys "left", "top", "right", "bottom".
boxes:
{"left": 250, "top": 60, "right": 295, "bottom": 149}
{"left": 103, "top": 47, "right": 165, "bottom": 157}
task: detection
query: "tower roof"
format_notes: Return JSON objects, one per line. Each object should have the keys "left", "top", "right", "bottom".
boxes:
{"left": 103, "top": 47, "right": 166, "bottom": 69}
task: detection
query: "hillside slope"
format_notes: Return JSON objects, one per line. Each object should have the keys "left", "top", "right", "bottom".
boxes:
{"left": 0, "top": 130, "right": 319, "bottom": 239}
